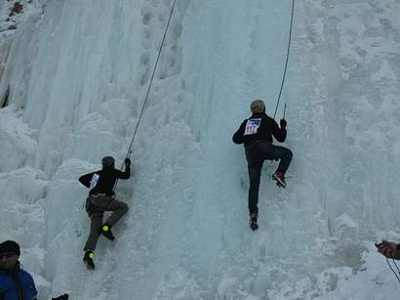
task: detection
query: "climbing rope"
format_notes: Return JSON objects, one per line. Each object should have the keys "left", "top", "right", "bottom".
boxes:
{"left": 125, "top": 0, "right": 178, "bottom": 160}
{"left": 273, "top": 0, "right": 295, "bottom": 119}
{"left": 113, "top": 0, "right": 177, "bottom": 191}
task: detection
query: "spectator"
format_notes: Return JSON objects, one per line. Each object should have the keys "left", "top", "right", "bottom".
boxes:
{"left": 0, "top": 240, "right": 38, "bottom": 300}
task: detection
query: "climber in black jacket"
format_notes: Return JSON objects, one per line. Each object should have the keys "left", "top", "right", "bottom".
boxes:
{"left": 78, "top": 156, "right": 131, "bottom": 269}
{"left": 233, "top": 99, "right": 293, "bottom": 230}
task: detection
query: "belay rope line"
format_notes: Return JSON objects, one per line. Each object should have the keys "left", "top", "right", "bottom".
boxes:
{"left": 126, "top": 0, "right": 178, "bottom": 157}
{"left": 273, "top": 0, "right": 295, "bottom": 119}
{"left": 113, "top": 0, "right": 291, "bottom": 189}
{"left": 272, "top": 2, "right": 400, "bottom": 286}
{"left": 271, "top": 0, "right": 400, "bottom": 286}
{"left": 113, "top": 0, "right": 177, "bottom": 192}
{"left": 387, "top": 258, "right": 400, "bottom": 284}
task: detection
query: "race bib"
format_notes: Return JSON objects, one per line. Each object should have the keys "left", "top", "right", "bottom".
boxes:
{"left": 89, "top": 173, "right": 100, "bottom": 190}
{"left": 244, "top": 118, "right": 261, "bottom": 135}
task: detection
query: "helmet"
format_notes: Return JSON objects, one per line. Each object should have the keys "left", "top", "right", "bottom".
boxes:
{"left": 102, "top": 156, "right": 115, "bottom": 169}
{"left": 250, "top": 99, "right": 265, "bottom": 114}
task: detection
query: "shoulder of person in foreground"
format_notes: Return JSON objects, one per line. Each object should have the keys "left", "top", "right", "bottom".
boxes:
{"left": 52, "top": 293, "right": 69, "bottom": 300}
{"left": 376, "top": 240, "right": 400, "bottom": 260}
{"left": 19, "top": 267, "right": 38, "bottom": 296}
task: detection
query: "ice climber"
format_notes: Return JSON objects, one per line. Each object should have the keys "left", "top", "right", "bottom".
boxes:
{"left": 232, "top": 99, "right": 293, "bottom": 230}
{"left": 78, "top": 156, "right": 131, "bottom": 270}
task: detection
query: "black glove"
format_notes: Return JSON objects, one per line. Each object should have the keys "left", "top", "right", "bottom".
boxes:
{"left": 125, "top": 158, "right": 131, "bottom": 167}
{"left": 280, "top": 119, "right": 287, "bottom": 129}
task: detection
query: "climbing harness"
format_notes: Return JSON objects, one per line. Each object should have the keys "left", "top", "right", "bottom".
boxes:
{"left": 273, "top": 0, "right": 295, "bottom": 119}
{"left": 113, "top": 0, "right": 177, "bottom": 191}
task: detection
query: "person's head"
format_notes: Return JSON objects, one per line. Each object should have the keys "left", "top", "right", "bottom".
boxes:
{"left": 102, "top": 156, "right": 115, "bottom": 170}
{"left": 250, "top": 99, "right": 265, "bottom": 114}
{"left": 0, "top": 240, "right": 20, "bottom": 270}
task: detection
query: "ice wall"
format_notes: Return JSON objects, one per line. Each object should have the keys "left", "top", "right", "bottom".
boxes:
{"left": 1, "top": 0, "right": 400, "bottom": 299}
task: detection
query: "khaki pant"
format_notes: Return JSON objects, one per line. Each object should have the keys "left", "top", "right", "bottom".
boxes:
{"left": 84, "top": 194, "right": 128, "bottom": 251}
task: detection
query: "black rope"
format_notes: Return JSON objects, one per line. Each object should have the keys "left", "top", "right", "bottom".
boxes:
{"left": 386, "top": 258, "right": 400, "bottom": 284}
{"left": 113, "top": 0, "right": 177, "bottom": 192}
{"left": 273, "top": 0, "right": 295, "bottom": 119}
{"left": 394, "top": 260, "right": 400, "bottom": 275}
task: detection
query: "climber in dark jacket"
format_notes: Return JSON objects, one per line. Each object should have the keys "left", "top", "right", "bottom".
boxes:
{"left": 78, "top": 156, "right": 131, "bottom": 270}
{"left": 233, "top": 99, "right": 293, "bottom": 230}
{"left": 0, "top": 240, "right": 38, "bottom": 300}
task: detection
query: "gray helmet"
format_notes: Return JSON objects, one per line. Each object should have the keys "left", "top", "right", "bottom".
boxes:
{"left": 250, "top": 99, "right": 265, "bottom": 113}
{"left": 102, "top": 156, "right": 115, "bottom": 169}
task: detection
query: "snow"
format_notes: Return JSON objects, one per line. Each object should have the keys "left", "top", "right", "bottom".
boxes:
{"left": 1, "top": 0, "right": 400, "bottom": 299}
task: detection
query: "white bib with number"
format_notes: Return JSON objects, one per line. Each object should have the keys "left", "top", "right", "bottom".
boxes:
{"left": 89, "top": 173, "right": 100, "bottom": 190}
{"left": 244, "top": 118, "right": 261, "bottom": 135}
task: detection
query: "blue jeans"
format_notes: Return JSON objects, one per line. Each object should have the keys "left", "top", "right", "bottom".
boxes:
{"left": 245, "top": 141, "right": 293, "bottom": 215}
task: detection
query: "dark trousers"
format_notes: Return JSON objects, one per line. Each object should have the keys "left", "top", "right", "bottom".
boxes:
{"left": 245, "top": 141, "right": 293, "bottom": 215}
{"left": 84, "top": 195, "right": 129, "bottom": 251}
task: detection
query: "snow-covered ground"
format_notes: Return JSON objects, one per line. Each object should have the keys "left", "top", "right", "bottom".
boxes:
{"left": 1, "top": 0, "right": 400, "bottom": 299}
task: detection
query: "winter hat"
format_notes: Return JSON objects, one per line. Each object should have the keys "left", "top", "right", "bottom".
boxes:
{"left": 0, "top": 240, "right": 20, "bottom": 255}
{"left": 250, "top": 99, "right": 265, "bottom": 114}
